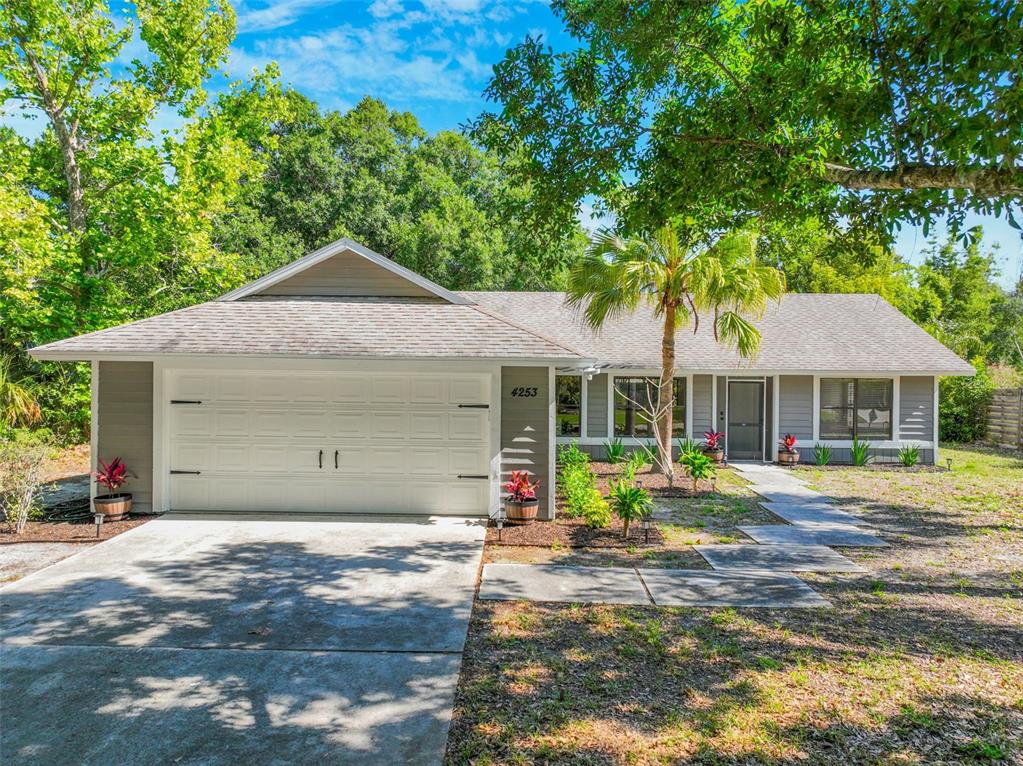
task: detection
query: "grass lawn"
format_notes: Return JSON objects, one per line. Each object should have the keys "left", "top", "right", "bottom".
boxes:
{"left": 448, "top": 445, "right": 1023, "bottom": 765}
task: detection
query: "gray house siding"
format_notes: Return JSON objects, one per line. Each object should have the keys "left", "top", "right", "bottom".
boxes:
{"left": 778, "top": 375, "right": 814, "bottom": 443}
{"left": 692, "top": 374, "right": 713, "bottom": 437}
{"left": 97, "top": 361, "right": 153, "bottom": 513}
{"left": 586, "top": 373, "right": 608, "bottom": 439}
{"left": 899, "top": 376, "right": 935, "bottom": 441}
{"left": 823, "top": 448, "right": 935, "bottom": 465}
{"left": 501, "top": 366, "right": 552, "bottom": 519}
{"left": 256, "top": 249, "right": 436, "bottom": 298}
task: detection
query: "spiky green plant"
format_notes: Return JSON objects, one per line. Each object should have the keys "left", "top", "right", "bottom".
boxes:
{"left": 683, "top": 451, "right": 716, "bottom": 492}
{"left": 898, "top": 444, "right": 920, "bottom": 467}
{"left": 850, "top": 438, "right": 873, "bottom": 466}
{"left": 0, "top": 356, "right": 42, "bottom": 429}
{"left": 813, "top": 443, "right": 832, "bottom": 466}
{"left": 604, "top": 438, "right": 626, "bottom": 464}
{"left": 609, "top": 482, "right": 654, "bottom": 539}
{"left": 568, "top": 224, "right": 785, "bottom": 483}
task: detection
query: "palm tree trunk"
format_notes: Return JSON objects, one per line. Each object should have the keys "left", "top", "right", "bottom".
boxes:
{"left": 657, "top": 310, "right": 676, "bottom": 482}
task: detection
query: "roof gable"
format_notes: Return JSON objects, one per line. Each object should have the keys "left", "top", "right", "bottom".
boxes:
{"left": 219, "top": 238, "right": 471, "bottom": 304}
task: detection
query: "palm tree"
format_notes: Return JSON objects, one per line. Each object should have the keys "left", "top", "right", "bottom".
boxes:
{"left": 567, "top": 224, "right": 785, "bottom": 481}
{"left": 0, "top": 356, "right": 42, "bottom": 429}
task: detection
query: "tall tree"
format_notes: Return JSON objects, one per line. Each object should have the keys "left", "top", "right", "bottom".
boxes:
{"left": 475, "top": 1, "right": 1023, "bottom": 235}
{"left": 0, "top": 0, "right": 282, "bottom": 344}
{"left": 215, "top": 93, "right": 586, "bottom": 290}
{"left": 568, "top": 225, "right": 785, "bottom": 480}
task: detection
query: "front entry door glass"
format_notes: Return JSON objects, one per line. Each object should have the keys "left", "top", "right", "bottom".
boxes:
{"left": 728, "top": 381, "right": 764, "bottom": 460}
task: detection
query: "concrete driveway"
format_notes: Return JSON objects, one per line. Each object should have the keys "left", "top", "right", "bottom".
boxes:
{"left": 0, "top": 513, "right": 485, "bottom": 765}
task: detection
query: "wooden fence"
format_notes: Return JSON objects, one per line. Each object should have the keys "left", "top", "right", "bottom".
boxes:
{"left": 987, "top": 388, "right": 1023, "bottom": 450}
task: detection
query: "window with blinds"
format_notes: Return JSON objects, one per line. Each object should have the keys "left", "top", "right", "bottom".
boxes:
{"left": 820, "top": 378, "right": 893, "bottom": 440}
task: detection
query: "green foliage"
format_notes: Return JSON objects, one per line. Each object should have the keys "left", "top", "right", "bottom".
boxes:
{"left": 0, "top": 355, "right": 41, "bottom": 429}
{"left": 939, "top": 361, "right": 995, "bottom": 443}
{"left": 558, "top": 442, "right": 590, "bottom": 469}
{"left": 557, "top": 460, "right": 611, "bottom": 528}
{"left": 677, "top": 437, "right": 700, "bottom": 459}
{"left": 604, "top": 438, "right": 626, "bottom": 464}
{"left": 0, "top": 430, "right": 52, "bottom": 533}
{"left": 608, "top": 482, "right": 653, "bottom": 538}
{"left": 476, "top": 1, "right": 1023, "bottom": 236}
{"left": 681, "top": 451, "right": 716, "bottom": 492}
{"left": 572, "top": 224, "right": 784, "bottom": 479}
{"left": 215, "top": 93, "right": 586, "bottom": 291}
{"left": 850, "top": 439, "right": 873, "bottom": 467}
{"left": 898, "top": 445, "right": 920, "bottom": 467}
{"left": 813, "top": 444, "right": 833, "bottom": 466}
{"left": 626, "top": 449, "right": 651, "bottom": 475}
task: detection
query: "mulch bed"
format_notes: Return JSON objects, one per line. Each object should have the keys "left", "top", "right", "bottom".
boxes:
{"left": 486, "top": 515, "right": 664, "bottom": 548}
{"left": 1, "top": 515, "right": 153, "bottom": 543}
{"left": 590, "top": 461, "right": 722, "bottom": 497}
{"left": 790, "top": 463, "right": 947, "bottom": 473}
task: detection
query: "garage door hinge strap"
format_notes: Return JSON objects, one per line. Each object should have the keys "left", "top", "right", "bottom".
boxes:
{"left": 457, "top": 404, "right": 489, "bottom": 409}
{"left": 457, "top": 474, "right": 489, "bottom": 480}
{"left": 170, "top": 470, "right": 202, "bottom": 475}
{"left": 170, "top": 399, "right": 202, "bottom": 405}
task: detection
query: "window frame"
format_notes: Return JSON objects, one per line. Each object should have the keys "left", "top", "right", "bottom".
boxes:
{"left": 555, "top": 374, "right": 584, "bottom": 438}
{"left": 612, "top": 376, "right": 687, "bottom": 439}
{"left": 818, "top": 377, "right": 894, "bottom": 441}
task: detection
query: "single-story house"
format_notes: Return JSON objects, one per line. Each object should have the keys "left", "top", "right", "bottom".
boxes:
{"left": 30, "top": 238, "right": 973, "bottom": 520}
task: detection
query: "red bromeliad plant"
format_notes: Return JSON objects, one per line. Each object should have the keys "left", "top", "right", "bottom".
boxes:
{"left": 703, "top": 431, "right": 725, "bottom": 450}
{"left": 94, "top": 457, "right": 128, "bottom": 497}
{"left": 779, "top": 433, "right": 798, "bottom": 453}
{"left": 504, "top": 470, "right": 539, "bottom": 502}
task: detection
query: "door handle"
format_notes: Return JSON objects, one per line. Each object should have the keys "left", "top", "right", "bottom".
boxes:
{"left": 334, "top": 449, "right": 339, "bottom": 469}
{"left": 318, "top": 450, "right": 323, "bottom": 469}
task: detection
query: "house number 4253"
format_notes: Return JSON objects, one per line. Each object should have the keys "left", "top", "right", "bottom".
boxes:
{"left": 510, "top": 386, "right": 538, "bottom": 397}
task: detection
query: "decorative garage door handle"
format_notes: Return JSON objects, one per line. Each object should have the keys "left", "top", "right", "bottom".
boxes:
{"left": 170, "top": 399, "right": 202, "bottom": 405}
{"left": 170, "top": 470, "right": 201, "bottom": 475}
{"left": 457, "top": 474, "right": 489, "bottom": 479}
{"left": 318, "top": 450, "right": 323, "bottom": 469}
{"left": 457, "top": 404, "right": 489, "bottom": 409}
{"left": 334, "top": 450, "right": 339, "bottom": 469}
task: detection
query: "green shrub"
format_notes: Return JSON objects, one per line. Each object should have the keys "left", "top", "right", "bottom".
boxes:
{"left": 604, "top": 438, "right": 625, "bottom": 464}
{"left": 677, "top": 437, "right": 699, "bottom": 459}
{"left": 683, "top": 451, "right": 716, "bottom": 491}
{"left": 609, "top": 482, "right": 653, "bottom": 538}
{"left": 850, "top": 438, "right": 872, "bottom": 466}
{"left": 557, "top": 460, "right": 611, "bottom": 528}
{"left": 558, "top": 442, "right": 590, "bottom": 469}
{"left": 939, "top": 360, "right": 995, "bottom": 443}
{"left": 623, "top": 450, "right": 648, "bottom": 480}
{"left": 813, "top": 443, "right": 832, "bottom": 466}
{"left": 898, "top": 444, "right": 920, "bottom": 467}
{"left": 582, "top": 492, "right": 612, "bottom": 528}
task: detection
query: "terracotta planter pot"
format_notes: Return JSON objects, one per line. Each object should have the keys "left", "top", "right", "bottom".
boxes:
{"left": 504, "top": 498, "right": 539, "bottom": 525}
{"left": 777, "top": 451, "right": 800, "bottom": 465}
{"left": 94, "top": 493, "right": 133, "bottom": 521}
{"left": 703, "top": 448, "right": 724, "bottom": 463}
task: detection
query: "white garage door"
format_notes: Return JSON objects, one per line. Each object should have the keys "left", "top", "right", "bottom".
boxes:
{"left": 168, "top": 370, "right": 492, "bottom": 515}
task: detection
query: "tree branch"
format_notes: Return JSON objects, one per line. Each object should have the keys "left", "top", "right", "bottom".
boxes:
{"left": 822, "top": 163, "right": 1023, "bottom": 195}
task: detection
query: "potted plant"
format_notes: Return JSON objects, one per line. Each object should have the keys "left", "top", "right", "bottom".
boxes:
{"left": 93, "top": 457, "right": 132, "bottom": 521}
{"left": 503, "top": 470, "right": 540, "bottom": 525}
{"left": 777, "top": 433, "right": 800, "bottom": 465}
{"left": 702, "top": 431, "right": 725, "bottom": 462}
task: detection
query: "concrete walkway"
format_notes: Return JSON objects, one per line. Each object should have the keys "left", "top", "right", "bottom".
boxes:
{"left": 480, "top": 462, "right": 889, "bottom": 610}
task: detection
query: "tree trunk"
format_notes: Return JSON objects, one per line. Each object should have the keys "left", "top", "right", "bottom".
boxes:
{"left": 656, "top": 309, "right": 676, "bottom": 482}
{"left": 623, "top": 518, "right": 630, "bottom": 540}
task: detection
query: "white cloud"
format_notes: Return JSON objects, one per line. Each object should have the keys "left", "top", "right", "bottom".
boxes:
{"left": 235, "top": 0, "right": 347, "bottom": 33}
{"left": 368, "top": 0, "right": 405, "bottom": 18}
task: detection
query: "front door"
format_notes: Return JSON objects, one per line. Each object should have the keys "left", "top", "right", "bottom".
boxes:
{"left": 727, "top": 381, "right": 764, "bottom": 460}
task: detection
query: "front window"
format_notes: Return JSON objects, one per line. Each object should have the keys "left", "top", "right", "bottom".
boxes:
{"left": 819, "top": 378, "right": 893, "bottom": 440}
{"left": 556, "top": 375, "right": 582, "bottom": 436}
{"left": 613, "top": 377, "right": 686, "bottom": 438}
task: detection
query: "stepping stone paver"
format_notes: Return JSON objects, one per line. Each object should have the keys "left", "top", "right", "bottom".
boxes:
{"left": 479, "top": 563, "right": 651, "bottom": 605}
{"left": 739, "top": 524, "right": 888, "bottom": 547}
{"left": 695, "top": 543, "right": 865, "bottom": 572}
{"left": 638, "top": 568, "right": 829, "bottom": 608}
{"left": 760, "top": 501, "right": 869, "bottom": 527}
{"left": 754, "top": 487, "right": 830, "bottom": 504}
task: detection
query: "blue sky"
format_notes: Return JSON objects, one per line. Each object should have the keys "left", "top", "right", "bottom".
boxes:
{"left": 6, "top": 0, "right": 1022, "bottom": 288}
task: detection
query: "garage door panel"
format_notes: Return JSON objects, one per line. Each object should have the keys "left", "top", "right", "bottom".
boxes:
{"left": 371, "top": 412, "right": 408, "bottom": 439}
{"left": 213, "top": 410, "right": 249, "bottom": 438}
{"left": 370, "top": 376, "right": 408, "bottom": 403}
{"left": 169, "top": 370, "right": 492, "bottom": 515}
{"left": 449, "top": 412, "right": 487, "bottom": 441}
{"left": 410, "top": 412, "right": 445, "bottom": 439}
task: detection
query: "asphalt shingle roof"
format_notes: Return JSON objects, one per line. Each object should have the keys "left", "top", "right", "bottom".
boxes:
{"left": 461, "top": 292, "right": 974, "bottom": 374}
{"left": 30, "top": 296, "right": 585, "bottom": 361}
